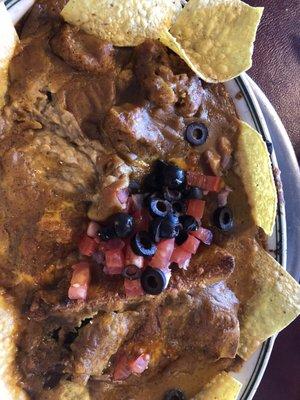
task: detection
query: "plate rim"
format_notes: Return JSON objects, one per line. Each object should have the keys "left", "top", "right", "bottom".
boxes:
{"left": 229, "top": 73, "right": 287, "bottom": 400}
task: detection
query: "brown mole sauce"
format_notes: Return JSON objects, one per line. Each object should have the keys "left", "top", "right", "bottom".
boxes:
{"left": 0, "top": 0, "right": 263, "bottom": 398}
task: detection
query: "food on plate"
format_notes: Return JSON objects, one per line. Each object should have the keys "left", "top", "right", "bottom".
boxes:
{"left": 61, "top": 0, "right": 263, "bottom": 82}
{"left": 193, "top": 372, "right": 242, "bottom": 400}
{"left": 0, "top": 2, "right": 18, "bottom": 108}
{"left": 0, "top": 0, "right": 299, "bottom": 399}
{"left": 61, "top": 0, "right": 182, "bottom": 46}
{"left": 236, "top": 121, "right": 277, "bottom": 236}
{"left": 164, "top": 0, "right": 264, "bottom": 82}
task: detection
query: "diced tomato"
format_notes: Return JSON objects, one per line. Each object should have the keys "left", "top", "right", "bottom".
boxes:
{"left": 124, "top": 279, "right": 144, "bottom": 298}
{"left": 128, "top": 353, "right": 150, "bottom": 374}
{"left": 170, "top": 247, "right": 192, "bottom": 269}
{"left": 78, "top": 235, "right": 98, "bottom": 256}
{"left": 131, "top": 194, "right": 144, "bottom": 212}
{"left": 105, "top": 249, "right": 124, "bottom": 275}
{"left": 150, "top": 239, "right": 175, "bottom": 269}
{"left": 99, "top": 238, "right": 125, "bottom": 252}
{"left": 68, "top": 262, "right": 91, "bottom": 300}
{"left": 191, "top": 227, "right": 213, "bottom": 245}
{"left": 86, "top": 221, "right": 100, "bottom": 238}
{"left": 187, "top": 171, "right": 222, "bottom": 192}
{"left": 113, "top": 354, "right": 132, "bottom": 381}
{"left": 180, "top": 235, "right": 200, "bottom": 254}
{"left": 116, "top": 188, "right": 130, "bottom": 205}
{"left": 125, "top": 245, "right": 144, "bottom": 269}
{"left": 187, "top": 199, "right": 205, "bottom": 222}
{"left": 179, "top": 257, "right": 191, "bottom": 270}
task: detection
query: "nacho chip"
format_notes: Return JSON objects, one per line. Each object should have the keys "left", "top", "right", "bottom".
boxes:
{"left": 61, "top": 0, "right": 181, "bottom": 47}
{"left": 0, "top": 2, "right": 18, "bottom": 109}
{"left": 236, "top": 121, "right": 277, "bottom": 236}
{"left": 226, "top": 236, "right": 300, "bottom": 360}
{"left": 193, "top": 372, "right": 242, "bottom": 400}
{"left": 238, "top": 246, "right": 300, "bottom": 359}
{"left": 0, "top": 290, "right": 28, "bottom": 399}
{"left": 161, "top": 0, "right": 263, "bottom": 82}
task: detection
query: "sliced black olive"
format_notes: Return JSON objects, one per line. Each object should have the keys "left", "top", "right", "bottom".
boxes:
{"left": 142, "top": 172, "right": 159, "bottom": 192}
{"left": 149, "top": 198, "right": 172, "bottom": 218}
{"left": 122, "top": 265, "right": 142, "bottom": 280}
{"left": 144, "top": 192, "right": 161, "bottom": 208}
{"left": 164, "top": 389, "right": 186, "bottom": 400}
{"left": 265, "top": 140, "right": 273, "bottom": 155}
{"left": 141, "top": 267, "right": 167, "bottom": 295}
{"left": 179, "top": 215, "right": 199, "bottom": 232}
{"left": 162, "top": 187, "right": 182, "bottom": 202}
{"left": 128, "top": 180, "right": 141, "bottom": 194}
{"left": 185, "top": 122, "right": 208, "bottom": 146}
{"left": 172, "top": 200, "right": 187, "bottom": 215}
{"left": 131, "top": 231, "right": 157, "bottom": 257}
{"left": 183, "top": 186, "right": 203, "bottom": 200}
{"left": 160, "top": 214, "right": 180, "bottom": 239}
{"left": 213, "top": 206, "right": 234, "bottom": 231}
{"left": 175, "top": 230, "right": 189, "bottom": 245}
{"left": 156, "top": 160, "right": 186, "bottom": 189}
{"left": 149, "top": 218, "right": 163, "bottom": 243}
{"left": 109, "top": 213, "right": 134, "bottom": 238}
{"left": 98, "top": 225, "right": 116, "bottom": 241}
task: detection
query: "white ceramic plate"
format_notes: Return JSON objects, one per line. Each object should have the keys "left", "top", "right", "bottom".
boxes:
{"left": 5, "top": 1, "right": 299, "bottom": 399}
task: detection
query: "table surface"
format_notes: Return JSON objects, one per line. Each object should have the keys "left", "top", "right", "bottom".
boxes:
{"left": 245, "top": 1, "right": 300, "bottom": 399}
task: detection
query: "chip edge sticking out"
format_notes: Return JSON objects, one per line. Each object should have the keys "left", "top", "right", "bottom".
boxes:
{"left": 236, "top": 121, "right": 277, "bottom": 236}
{"left": 61, "top": 0, "right": 181, "bottom": 47}
{"left": 163, "top": 0, "right": 263, "bottom": 82}
{"left": 193, "top": 371, "right": 242, "bottom": 400}
{"left": 237, "top": 244, "right": 300, "bottom": 359}
{"left": 0, "top": 2, "right": 18, "bottom": 109}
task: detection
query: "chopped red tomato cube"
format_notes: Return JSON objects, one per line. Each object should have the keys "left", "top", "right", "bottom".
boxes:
{"left": 170, "top": 247, "right": 191, "bottom": 269}
{"left": 181, "top": 235, "right": 200, "bottom": 254}
{"left": 150, "top": 239, "right": 175, "bottom": 269}
{"left": 78, "top": 235, "right": 98, "bottom": 256}
{"left": 105, "top": 249, "right": 124, "bottom": 275}
{"left": 128, "top": 353, "right": 150, "bottom": 374}
{"left": 86, "top": 221, "right": 100, "bottom": 238}
{"left": 187, "top": 199, "right": 205, "bottom": 222}
{"left": 99, "top": 238, "right": 125, "bottom": 252}
{"left": 125, "top": 245, "right": 144, "bottom": 269}
{"left": 113, "top": 354, "right": 132, "bottom": 381}
{"left": 124, "top": 279, "right": 144, "bottom": 298}
{"left": 191, "top": 227, "right": 213, "bottom": 245}
{"left": 187, "top": 171, "right": 222, "bottom": 192}
{"left": 68, "top": 262, "right": 91, "bottom": 300}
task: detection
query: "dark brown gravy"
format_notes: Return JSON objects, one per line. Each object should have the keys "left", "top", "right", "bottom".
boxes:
{"left": 0, "top": 0, "right": 261, "bottom": 398}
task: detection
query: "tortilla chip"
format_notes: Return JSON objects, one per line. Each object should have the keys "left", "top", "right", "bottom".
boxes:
{"left": 0, "top": 2, "right": 18, "bottom": 109}
{"left": 40, "top": 381, "right": 90, "bottom": 400}
{"left": 193, "top": 372, "right": 242, "bottom": 400}
{"left": 239, "top": 246, "right": 300, "bottom": 359}
{"left": 236, "top": 121, "right": 277, "bottom": 236}
{"left": 226, "top": 236, "right": 300, "bottom": 360}
{"left": 0, "top": 290, "right": 28, "bottom": 399}
{"left": 161, "top": 0, "right": 263, "bottom": 82}
{"left": 61, "top": 0, "right": 181, "bottom": 47}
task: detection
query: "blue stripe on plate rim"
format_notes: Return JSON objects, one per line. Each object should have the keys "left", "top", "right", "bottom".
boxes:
{"left": 3, "top": 1, "right": 287, "bottom": 397}
{"left": 4, "top": 0, "right": 21, "bottom": 10}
